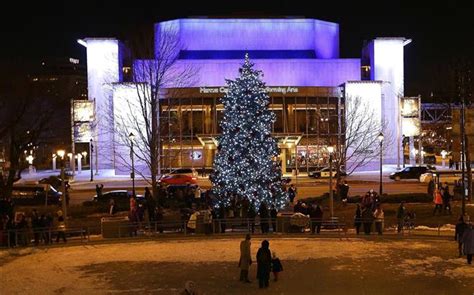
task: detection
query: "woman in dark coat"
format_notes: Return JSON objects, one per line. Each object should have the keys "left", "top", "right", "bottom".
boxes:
{"left": 256, "top": 240, "right": 272, "bottom": 288}
{"left": 354, "top": 204, "right": 362, "bottom": 235}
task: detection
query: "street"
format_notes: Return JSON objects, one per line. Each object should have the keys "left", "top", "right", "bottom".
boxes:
{"left": 65, "top": 173, "right": 429, "bottom": 205}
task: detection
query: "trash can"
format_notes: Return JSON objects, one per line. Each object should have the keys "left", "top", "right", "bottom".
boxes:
{"left": 276, "top": 213, "right": 293, "bottom": 233}
{"left": 101, "top": 216, "right": 131, "bottom": 238}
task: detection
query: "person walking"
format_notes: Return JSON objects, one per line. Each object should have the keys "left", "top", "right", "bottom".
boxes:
{"left": 96, "top": 184, "right": 104, "bottom": 200}
{"left": 218, "top": 204, "right": 227, "bottom": 233}
{"left": 270, "top": 206, "right": 278, "bottom": 233}
{"left": 258, "top": 202, "right": 269, "bottom": 234}
{"left": 309, "top": 204, "right": 323, "bottom": 234}
{"left": 144, "top": 187, "right": 156, "bottom": 222}
{"left": 361, "top": 207, "right": 373, "bottom": 235}
{"left": 462, "top": 223, "right": 474, "bottom": 264}
{"left": 441, "top": 182, "right": 452, "bottom": 215}
{"left": 256, "top": 240, "right": 272, "bottom": 289}
{"left": 455, "top": 215, "right": 469, "bottom": 257}
{"left": 340, "top": 181, "right": 350, "bottom": 205}
{"left": 248, "top": 203, "right": 256, "bottom": 234}
{"left": 373, "top": 204, "right": 384, "bottom": 235}
{"left": 187, "top": 211, "right": 199, "bottom": 234}
{"left": 55, "top": 210, "right": 67, "bottom": 243}
{"left": 239, "top": 234, "right": 252, "bottom": 283}
{"left": 271, "top": 252, "right": 283, "bottom": 282}
{"left": 397, "top": 202, "right": 406, "bottom": 233}
{"left": 31, "top": 209, "right": 40, "bottom": 246}
{"left": 432, "top": 185, "right": 443, "bottom": 216}
{"left": 354, "top": 204, "right": 362, "bottom": 235}
{"left": 288, "top": 184, "right": 297, "bottom": 204}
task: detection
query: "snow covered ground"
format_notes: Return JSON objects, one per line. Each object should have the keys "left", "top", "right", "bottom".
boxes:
{"left": 1, "top": 237, "right": 472, "bottom": 294}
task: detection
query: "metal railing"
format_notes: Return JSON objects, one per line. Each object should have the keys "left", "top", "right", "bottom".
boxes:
{"left": 0, "top": 216, "right": 454, "bottom": 249}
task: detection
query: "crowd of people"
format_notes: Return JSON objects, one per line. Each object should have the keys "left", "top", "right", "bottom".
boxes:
{"left": 429, "top": 180, "right": 452, "bottom": 215}
{"left": 0, "top": 207, "right": 68, "bottom": 247}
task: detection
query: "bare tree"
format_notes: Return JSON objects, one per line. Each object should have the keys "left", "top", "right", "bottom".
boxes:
{"left": 111, "top": 24, "right": 196, "bottom": 199}
{"left": 0, "top": 73, "right": 54, "bottom": 200}
{"left": 333, "top": 96, "right": 393, "bottom": 195}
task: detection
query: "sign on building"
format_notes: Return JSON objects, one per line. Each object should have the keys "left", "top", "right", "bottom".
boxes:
{"left": 73, "top": 100, "right": 94, "bottom": 143}
{"left": 401, "top": 96, "right": 421, "bottom": 137}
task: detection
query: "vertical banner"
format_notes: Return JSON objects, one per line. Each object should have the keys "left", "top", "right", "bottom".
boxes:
{"left": 73, "top": 100, "right": 94, "bottom": 143}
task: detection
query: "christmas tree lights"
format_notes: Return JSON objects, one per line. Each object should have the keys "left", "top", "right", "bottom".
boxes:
{"left": 211, "top": 54, "right": 288, "bottom": 209}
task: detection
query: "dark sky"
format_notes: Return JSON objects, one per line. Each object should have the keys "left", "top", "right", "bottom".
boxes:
{"left": 1, "top": 0, "right": 473, "bottom": 97}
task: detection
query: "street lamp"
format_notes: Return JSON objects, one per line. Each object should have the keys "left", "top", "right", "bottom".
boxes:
{"left": 56, "top": 149, "right": 67, "bottom": 222}
{"left": 441, "top": 150, "right": 447, "bottom": 168}
{"left": 327, "top": 146, "right": 334, "bottom": 218}
{"left": 89, "top": 139, "right": 93, "bottom": 182}
{"left": 129, "top": 132, "right": 136, "bottom": 197}
{"left": 378, "top": 132, "right": 384, "bottom": 197}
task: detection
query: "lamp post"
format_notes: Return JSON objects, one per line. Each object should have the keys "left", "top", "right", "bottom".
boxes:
{"left": 89, "top": 139, "right": 93, "bottom": 182}
{"left": 57, "top": 149, "right": 67, "bottom": 222}
{"left": 378, "top": 132, "right": 384, "bottom": 197}
{"left": 129, "top": 132, "right": 136, "bottom": 197}
{"left": 441, "top": 150, "right": 447, "bottom": 168}
{"left": 327, "top": 146, "right": 334, "bottom": 218}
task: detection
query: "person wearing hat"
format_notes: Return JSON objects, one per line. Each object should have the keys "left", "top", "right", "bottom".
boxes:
{"left": 256, "top": 240, "right": 272, "bottom": 288}
{"left": 239, "top": 234, "right": 252, "bottom": 283}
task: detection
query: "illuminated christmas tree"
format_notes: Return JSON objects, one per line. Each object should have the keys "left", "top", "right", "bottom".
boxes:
{"left": 211, "top": 54, "right": 288, "bottom": 209}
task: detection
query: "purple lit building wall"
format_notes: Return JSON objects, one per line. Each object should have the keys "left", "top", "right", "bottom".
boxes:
{"left": 83, "top": 18, "right": 410, "bottom": 173}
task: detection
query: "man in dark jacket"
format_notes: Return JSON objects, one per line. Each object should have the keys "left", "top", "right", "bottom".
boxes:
{"left": 462, "top": 224, "right": 474, "bottom": 264}
{"left": 339, "top": 181, "right": 350, "bottom": 204}
{"left": 258, "top": 202, "right": 269, "bottom": 234}
{"left": 441, "top": 183, "right": 452, "bottom": 215}
{"left": 270, "top": 206, "right": 278, "bottom": 233}
{"left": 455, "top": 215, "right": 469, "bottom": 257}
{"left": 362, "top": 207, "right": 373, "bottom": 235}
{"left": 309, "top": 204, "right": 323, "bottom": 234}
{"left": 396, "top": 202, "right": 406, "bottom": 233}
{"left": 144, "top": 187, "right": 156, "bottom": 222}
{"left": 256, "top": 240, "right": 272, "bottom": 288}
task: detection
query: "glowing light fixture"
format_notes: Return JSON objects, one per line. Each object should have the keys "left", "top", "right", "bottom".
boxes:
{"left": 77, "top": 39, "right": 87, "bottom": 48}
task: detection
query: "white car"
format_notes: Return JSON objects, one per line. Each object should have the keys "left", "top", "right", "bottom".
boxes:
{"left": 419, "top": 172, "right": 433, "bottom": 183}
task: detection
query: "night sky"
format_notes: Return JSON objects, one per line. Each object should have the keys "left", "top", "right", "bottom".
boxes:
{"left": 1, "top": 0, "right": 473, "bottom": 98}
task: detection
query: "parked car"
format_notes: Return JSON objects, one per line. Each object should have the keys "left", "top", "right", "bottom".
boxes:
{"left": 92, "top": 190, "right": 145, "bottom": 204}
{"left": 11, "top": 184, "right": 62, "bottom": 205}
{"left": 162, "top": 168, "right": 198, "bottom": 178}
{"left": 389, "top": 166, "right": 435, "bottom": 181}
{"left": 158, "top": 174, "right": 198, "bottom": 186}
{"left": 39, "top": 176, "right": 69, "bottom": 190}
{"left": 309, "top": 167, "right": 347, "bottom": 178}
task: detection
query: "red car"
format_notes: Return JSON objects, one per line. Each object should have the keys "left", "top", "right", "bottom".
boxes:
{"left": 158, "top": 174, "right": 198, "bottom": 185}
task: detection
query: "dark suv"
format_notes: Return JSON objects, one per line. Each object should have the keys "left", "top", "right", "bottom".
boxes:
{"left": 389, "top": 166, "right": 435, "bottom": 181}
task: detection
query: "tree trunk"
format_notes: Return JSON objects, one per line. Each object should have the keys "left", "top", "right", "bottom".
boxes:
{"left": 465, "top": 135, "right": 472, "bottom": 201}
{"left": 151, "top": 98, "right": 159, "bottom": 201}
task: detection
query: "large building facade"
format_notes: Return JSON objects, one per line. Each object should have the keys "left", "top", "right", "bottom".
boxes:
{"left": 82, "top": 18, "right": 410, "bottom": 175}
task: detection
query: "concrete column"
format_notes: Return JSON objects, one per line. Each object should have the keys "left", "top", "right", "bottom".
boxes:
{"left": 409, "top": 136, "right": 415, "bottom": 166}
{"left": 77, "top": 154, "right": 82, "bottom": 173}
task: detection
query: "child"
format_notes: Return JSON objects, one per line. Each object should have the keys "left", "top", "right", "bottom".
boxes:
{"left": 271, "top": 252, "right": 283, "bottom": 282}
